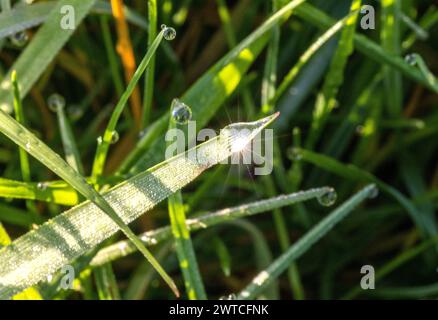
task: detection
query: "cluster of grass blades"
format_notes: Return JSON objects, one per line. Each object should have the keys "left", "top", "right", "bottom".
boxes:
{"left": 0, "top": 0, "right": 437, "bottom": 300}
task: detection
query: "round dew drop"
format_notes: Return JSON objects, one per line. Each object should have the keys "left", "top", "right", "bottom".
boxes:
{"left": 9, "top": 31, "right": 28, "bottom": 47}
{"left": 110, "top": 131, "right": 119, "bottom": 144}
{"left": 368, "top": 185, "right": 379, "bottom": 199}
{"left": 161, "top": 24, "right": 176, "bottom": 41}
{"left": 47, "top": 93, "right": 66, "bottom": 112}
{"left": 171, "top": 98, "right": 192, "bottom": 125}
{"left": 317, "top": 188, "right": 337, "bottom": 207}
{"left": 404, "top": 54, "right": 417, "bottom": 66}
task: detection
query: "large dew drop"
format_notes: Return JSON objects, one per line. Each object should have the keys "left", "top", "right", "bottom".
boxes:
{"left": 171, "top": 99, "right": 192, "bottom": 125}
{"left": 110, "top": 131, "right": 119, "bottom": 144}
{"left": 317, "top": 188, "right": 337, "bottom": 207}
{"left": 47, "top": 94, "right": 66, "bottom": 112}
{"left": 161, "top": 24, "right": 176, "bottom": 41}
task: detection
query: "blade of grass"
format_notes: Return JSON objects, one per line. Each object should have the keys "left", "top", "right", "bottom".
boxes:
{"left": 381, "top": 0, "right": 403, "bottom": 117}
{"left": 166, "top": 117, "right": 206, "bottom": 299}
{"left": 11, "top": 70, "right": 38, "bottom": 213}
{"left": 91, "top": 187, "right": 331, "bottom": 267}
{"left": 305, "top": 0, "right": 362, "bottom": 150}
{"left": 291, "top": 148, "right": 437, "bottom": 238}
{"left": 0, "top": 96, "right": 178, "bottom": 297}
{"left": 141, "top": 0, "right": 157, "bottom": 128}
{"left": 0, "top": 0, "right": 98, "bottom": 114}
{"left": 237, "top": 184, "right": 377, "bottom": 299}
{"left": 0, "top": 114, "right": 277, "bottom": 299}
{"left": 91, "top": 29, "right": 165, "bottom": 180}
{"left": 0, "top": 203, "right": 43, "bottom": 228}
{"left": 110, "top": 0, "right": 142, "bottom": 127}
{"left": 94, "top": 263, "right": 121, "bottom": 300}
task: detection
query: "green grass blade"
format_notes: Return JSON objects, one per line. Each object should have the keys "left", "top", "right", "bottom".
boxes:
{"left": 0, "top": 114, "right": 277, "bottom": 299}
{"left": 52, "top": 97, "right": 85, "bottom": 175}
{"left": 381, "top": 0, "right": 403, "bottom": 117}
{"left": 91, "top": 187, "right": 331, "bottom": 267}
{"left": 141, "top": 0, "right": 158, "bottom": 128}
{"left": 236, "top": 184, "right": 377, "bottom": 300}
{"left": 95, "top": 263, "right": 121, "bottom": 300}
{"left": 91, "top": 29, "right": 165, "bottom": 179}
{"left": 0, "top": 203, "right": 43, "bottom": 228}
{"left": 305, "top": 0, "right": 361, "bottom": 150}
{"left": 11, "top": 70, "right": 37, "bottom": 213}
{"left": 0, "top": 0, "right": 98, "bottom": 114}
{"left": 292, "top": 148, "right": 436, "bottom": 238}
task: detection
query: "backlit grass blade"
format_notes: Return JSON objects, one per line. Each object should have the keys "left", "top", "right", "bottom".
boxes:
{"left": 305, "top": 0, "right": 361, "bottom": 150}
{"left": 0, "top": 114, "right": 278, "bottom": 299}
{"left": 91, "top": 187, "right": 331, "bottom": 267}
{"left": 119, "top": 0, "right": 308, "bottom": 175}
{"left": 292, "top": 148, "right": 436, "bottom": 238}
{"left": 0, "top": 0, "right": 97, "bottom": 113}
{"left": 0, "top": 96, "right": 178, "bottom": 296}
{"left": 91, "top": 28, "right": 165, "bottom": 179}
{"left": 236, "top": 184, "right": 377, "bottom": 300}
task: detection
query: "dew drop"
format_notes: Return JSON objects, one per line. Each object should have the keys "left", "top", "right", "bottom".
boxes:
{"left": 9, "top": 31, "right": 28, "bottom": 47}
{"left": 171, "top": 98, "right": 192, "bottom": 124}
{"left": 37, "top": 182, "right": 47, "bottom": 191}
{"left": 368, "top": 185, "right": 379, "bottom": 199}
{"left": 25, "top": 142, "right": 31, "bottom": 151}
{"left": 110, "top": 131, "right": 119, "bottom": 144}
{"left": 161, "top": 24, "right": 176, "bottom": 41}
{"left": 287, "top": 148, "right": 302, "bottom": 161}
{"left": 97, "top": 136, "right": 103, "bottom": 144}
{"left": 317, "top": 188, "right": 337, "bottom": 207}
{"left": 67, "top": 105, "right": 83, "bottom": 121}
{"left": 405, "top": 54, "right": 417, "bottom": 66}
{"left": 219, "top": 293, "right": 237, "bottom": 300}
{"left": 47, "top": 93, "right": 66, "bottom": 112}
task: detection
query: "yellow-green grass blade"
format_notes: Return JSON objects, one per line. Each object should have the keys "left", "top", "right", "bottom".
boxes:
{"left": 0, "top": 114, "right": 278, "bottom": 299}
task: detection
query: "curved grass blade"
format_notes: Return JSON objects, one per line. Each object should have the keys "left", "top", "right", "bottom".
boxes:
{"left": 90, "top": 186, "right": 331, "bottom": 267}
{"left": 91, "top": 28, "right": 165, "bottom": 179}
{"left": 0, "top": 114, "right": 278, "bottom": 299}
{"left": 292, "top": 148, "right": 437, "bottom": 238}
{"left": 236, "top": 184, "right": 377, "bottom": 300}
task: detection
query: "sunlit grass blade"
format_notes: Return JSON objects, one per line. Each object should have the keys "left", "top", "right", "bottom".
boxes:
{"left": 0, "top": 114, "right": 277, "bottom": 299}
{"left": 291, "top": 148, "right": 437, "bottom": 238}
{"left": 236, "top": 184, "right": 377, "bottom": 300}
{"left": 0, "top": 95, "right": 177, "bottom": 296}
{"left": 91, "top": 187, "right": 331, "bottom": 267}
{"left": 119, "top": 0, "right": 308, "bottom": 175}
{"left": 305, "top": 0, "right": 361, "bottom": 150}
{"left": 91, "top": 28, "right": 165, "bottom": 180}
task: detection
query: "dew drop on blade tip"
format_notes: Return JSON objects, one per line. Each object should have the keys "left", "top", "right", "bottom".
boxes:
{"left": 161, "top": 24, "right": 176, "bottom": 41}
{"left": 47, "top": 93, "right": 66, "bottom": 112}
{"left": 317, "top": 188, "right": 337, "bottom": 207}
{"left": 9, "top": 31, "right": 28, "bottom": 47}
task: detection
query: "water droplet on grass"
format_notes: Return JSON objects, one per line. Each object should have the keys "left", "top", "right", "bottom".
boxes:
{"left": 317, "top": 188, "right": 337, "bottom": 207}
{"left": 10, "top": 31, "right": 28, "bottom": 47}
{"left": 161, "top": 24, "right": 176, "bottom": 40}
{"left": 67, "top": 105, "right": 83, "bottom": 121}
{"left": 110, "top": 131, "right": 119, "bottom": 144}
{"left": 287, "top": 148, "right": 302, "bottom": 161}
{"left": 47, "top": 94, "right": 66, "bottom": 112}
{"left": 171, "top": 99, "right": 192, "bottom": 124}
{"left": 25, "top": 142, "right": 31, "bottom": 151}
{"left": 368, "top": 185, "right": 379, "bottom": 199}
{"left": 405, "top": 54, "right": 417, "bottom": 66}
{"left": 37, "top": 182, "right": 47, "bottom": 191}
